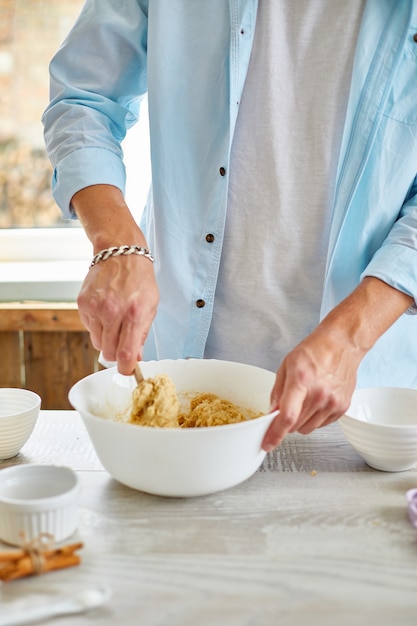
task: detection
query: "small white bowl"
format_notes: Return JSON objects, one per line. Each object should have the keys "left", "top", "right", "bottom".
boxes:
{"left": 69, "top": 359, "right": 278, "bottom": 497}
{"left": 0, "top": 464, "right": 79, "bottom": 546}
{"left": 0, "top": 388, "right": 41, "bottom": 460}
{"left": 339, "top": 387, "right": 417, "bottom": 472}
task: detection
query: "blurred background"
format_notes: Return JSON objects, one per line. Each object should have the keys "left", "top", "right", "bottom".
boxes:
{"left": 0, "top": 0, "right": 150, "bottom": 230}
{"left": 0, "top": 1, "right": 151, "bottom": 406}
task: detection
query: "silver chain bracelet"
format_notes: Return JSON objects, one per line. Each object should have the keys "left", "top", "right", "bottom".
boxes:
{"left": 89, "top": 245, "right": 154, "bottom": 268}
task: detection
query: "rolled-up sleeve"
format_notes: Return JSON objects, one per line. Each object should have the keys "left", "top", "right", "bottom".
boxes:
{"left": 42, "top": 0, "right": 149, "bottom": 218}
{"left": 361, "top": 185, "right": 417, "bottom": 314}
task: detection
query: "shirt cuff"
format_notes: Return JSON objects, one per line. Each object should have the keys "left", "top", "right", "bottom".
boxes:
{"left": 361, "top": 244, "right": 417, "bottom": 314}
{"left": 52, "top": 148, "right": 126, "bottom": 219}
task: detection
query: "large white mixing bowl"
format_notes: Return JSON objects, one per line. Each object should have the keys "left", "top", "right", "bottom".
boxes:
{"left": 68, "top": 359, "right": 278, "bottom": 497}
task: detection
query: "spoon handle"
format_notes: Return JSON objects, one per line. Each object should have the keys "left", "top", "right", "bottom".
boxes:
{"left": 0, "top": 600, "right": 77, "bottom": 626}
{"left": 134, "top": 363, "right": 144, "bottom": 385}
{"left": 0, "top": 585, "right": 111, "bottom": 626}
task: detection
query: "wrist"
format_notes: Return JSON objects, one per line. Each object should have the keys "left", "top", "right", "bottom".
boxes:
{"left": 91, "top": 228, "right": 148, "bottom": 255}
{"left": 318, "top": 277, "right": 413, "bottom": 356}
{"left": 71, "top": 184, "right": 149, "bottom": 253}
{"left": 90, "top": 245, "right": 154, "bottom": 269}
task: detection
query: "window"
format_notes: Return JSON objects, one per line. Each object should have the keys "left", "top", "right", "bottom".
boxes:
{"left": 0, "top": 0, "right": 151, "bottom": 301}
{"left": 1, "top": 0, "right": 84, "bottom": 229}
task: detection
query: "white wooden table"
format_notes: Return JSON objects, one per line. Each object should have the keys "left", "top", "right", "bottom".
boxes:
{"left": 0, "top": 410, "right": 416, "bottom": 626}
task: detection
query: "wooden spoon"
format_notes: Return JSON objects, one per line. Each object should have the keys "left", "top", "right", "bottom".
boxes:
{"left": 134, "top": 363, "right": 145, "bottom": 385}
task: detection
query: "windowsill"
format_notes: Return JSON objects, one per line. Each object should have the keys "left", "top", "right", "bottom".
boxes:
{"left": 0, "top": 260, "right": 87, "bottom": 302}
{"left": 0, "top": 227, "right": 91, "bottom": 302}
{"left": 0, "top": 98, "right": 150, "bottom": 303}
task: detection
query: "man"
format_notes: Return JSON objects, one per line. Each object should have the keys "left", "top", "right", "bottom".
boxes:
{"left": 42, "top": 0, "right": 417, "bottom": 451}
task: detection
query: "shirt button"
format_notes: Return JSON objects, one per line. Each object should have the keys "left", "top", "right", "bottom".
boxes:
{"left": 219, "top": 166, "right": 226, "bottom": 176}
{"left": 205, "top": 233, "right": 215, "bottom": 243}
{"left": 196, "top": 299, "right": 205, "bottom": 308}
{"left": 414, "top": 33, "right": 417, "bottom": 42}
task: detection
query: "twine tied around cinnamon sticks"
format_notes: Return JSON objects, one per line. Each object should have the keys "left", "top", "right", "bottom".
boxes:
{"left": 0, "top": 531, "right": 83, "bottom": 582}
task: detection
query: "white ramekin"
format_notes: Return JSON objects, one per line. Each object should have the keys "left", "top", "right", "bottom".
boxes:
{"left": 0, "top": 464, "right": 79, "bottom": 546}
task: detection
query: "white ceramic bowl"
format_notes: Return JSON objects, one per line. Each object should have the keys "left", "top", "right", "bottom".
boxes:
{"left": 0, "top": 388, "right": 41, "bottom": 460}
{"left": 339, "top": 387, "right": 417, "bottom": 472}
{"left": 68, "top": 359, "right": 278, "bottom": 497}
{"left": 0, "top": 464, "right": 80, "bottom": 546}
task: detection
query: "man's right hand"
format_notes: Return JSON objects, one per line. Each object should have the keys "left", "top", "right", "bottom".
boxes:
{"left": 72, "top": 184, "right": 159, "bottom": 375}
{"left": 77, "top": 250, "right": 159, "bottom": 375}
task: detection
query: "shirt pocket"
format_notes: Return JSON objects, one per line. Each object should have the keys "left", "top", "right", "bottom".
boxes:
{"left": 384, "top": 28, "right": 417, "bottom": 125}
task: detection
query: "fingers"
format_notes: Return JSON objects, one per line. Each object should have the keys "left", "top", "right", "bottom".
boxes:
{"left": 115, "top": 313, "right": 150, "bottom": 375}
{"left": 262, "top": 337, "right": 356, "bottom": 452}
{"left": 263, "top": 391, "right": 346, "bottom": 451}
{"left": 263, "top": 383, "right": 307, "bottom": 451}
{"left": 77, "top": 294, "right": 103, "bottom": 351}
{"left": 82, "top": 299, "right": 154, "bottom": 375}
{"left": 263, "top": 373, "right": 351, "bottom": 450}
{"left": 296, "top": 410, "right": 341, "bottom": 434}
{"left": 77, "top": 256, "right": 159, "bottom": 375}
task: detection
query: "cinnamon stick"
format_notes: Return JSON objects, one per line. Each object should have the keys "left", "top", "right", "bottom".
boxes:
{"left": 0, "top": 542, "right": 83, "bottom": 563}
{"left": 0, "top": 542, "right": 83, "bottom": 582}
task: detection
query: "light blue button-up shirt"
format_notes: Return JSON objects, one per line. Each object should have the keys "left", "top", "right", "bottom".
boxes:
{"left": 43, "top": 0, "right": 417, "bottom": 388}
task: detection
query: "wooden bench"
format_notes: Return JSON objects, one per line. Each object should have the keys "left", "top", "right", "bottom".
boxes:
{"left": 0, "top": 303, "right": 99, "bottom": 409}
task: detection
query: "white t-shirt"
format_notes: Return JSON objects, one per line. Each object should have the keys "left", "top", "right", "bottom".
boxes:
{"left": 204, "top": 0, "right": 365, "bottom": 371}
